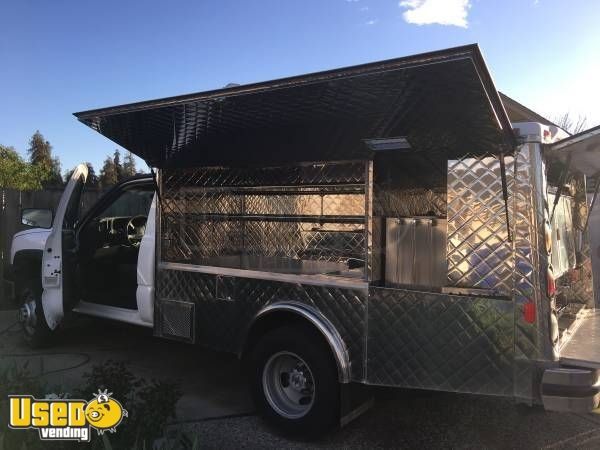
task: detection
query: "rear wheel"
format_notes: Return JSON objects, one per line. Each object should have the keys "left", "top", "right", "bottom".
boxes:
{"left": 247, "top": 324, "right": 340, "bottom": 438}
{"left": 17, "top": 279, "right": 53, "bottom": 348}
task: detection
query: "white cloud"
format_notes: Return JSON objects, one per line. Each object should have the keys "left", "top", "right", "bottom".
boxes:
{"left": 399, "top": 0, "right": 471, "bottom": 28}
{"left": 366, "top": 19, "right": 378, "bottom": 25}
{"left": 360, "top": 6, "right": 369, "bottom": 11}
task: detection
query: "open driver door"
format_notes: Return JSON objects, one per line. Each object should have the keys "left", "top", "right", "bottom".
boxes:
{"left": 42, "top": 164, "right": 88, "bottom": 329}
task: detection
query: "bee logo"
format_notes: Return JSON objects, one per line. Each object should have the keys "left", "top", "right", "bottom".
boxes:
{"left": 84, "top": 390, "right": 128, "bottom": 435}
{"left": 9, "top": 388, "right": 127, "bottom": 442}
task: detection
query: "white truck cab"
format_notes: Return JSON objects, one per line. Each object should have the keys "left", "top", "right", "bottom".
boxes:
{"left": 10, "top": 167, "right": 156, "bottom": 346}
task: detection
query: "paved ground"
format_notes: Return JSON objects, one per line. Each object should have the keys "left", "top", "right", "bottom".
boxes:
{"left": 2, "top": 310, "right": 600, "bottom": 449}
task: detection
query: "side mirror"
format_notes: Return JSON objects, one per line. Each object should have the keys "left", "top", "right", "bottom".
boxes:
{"left": 21, "top": 208, "right": 53, "bottom": 229}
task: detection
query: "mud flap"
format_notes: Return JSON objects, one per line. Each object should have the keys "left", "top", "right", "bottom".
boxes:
{"left": 340, "top": 383, "right": 374, "bottom": 427}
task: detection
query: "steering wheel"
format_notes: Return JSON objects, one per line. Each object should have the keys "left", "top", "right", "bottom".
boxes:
{"left": 126, "top": 215, "right": 147, "bottom": 245}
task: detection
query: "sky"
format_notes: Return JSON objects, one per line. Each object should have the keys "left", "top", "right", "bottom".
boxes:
{"left": 1, "top": 0, "right": 599, "bottom": 174}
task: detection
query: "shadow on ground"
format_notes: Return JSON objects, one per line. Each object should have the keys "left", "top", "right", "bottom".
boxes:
{"left": 2, "top": 310, "right": 600, "bottom": 449}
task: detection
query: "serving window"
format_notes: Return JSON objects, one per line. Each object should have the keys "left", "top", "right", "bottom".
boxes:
{"left": 159, "top": 161, "right": 369, "bottom": 280}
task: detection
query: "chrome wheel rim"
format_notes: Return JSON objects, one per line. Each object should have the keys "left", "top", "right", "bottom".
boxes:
{"left": 262, "top": 351, "right": 315, "bottom": 419}
{"left": 19, "top": 295, "right": 37, "bottom": 335}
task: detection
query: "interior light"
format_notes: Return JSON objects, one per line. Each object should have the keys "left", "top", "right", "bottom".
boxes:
{"left": 364, "top": 137, "right": 411, "bottom": 152}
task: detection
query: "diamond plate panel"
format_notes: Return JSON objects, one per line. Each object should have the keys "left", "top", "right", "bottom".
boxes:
{"left": 156, "top": 269, "right": 368, "bottom": 380}
{"left": 162, "top": 161, "right": 366, "bottom": 188}
{"left": 367, "top": 287, "right": 514, "bottom": 395}
{"left": 447, "top": 155, "right": 514, "bottom": 294}
{"left": 373, "top": 188, "right": 447, "bottom": 217}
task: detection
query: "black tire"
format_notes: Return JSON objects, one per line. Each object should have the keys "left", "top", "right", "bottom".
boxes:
{"left": 17, "top": 278, "right": 53, "bottom": 348}
{"left": 247, "top": 323, "right": 340, "bottom": 438}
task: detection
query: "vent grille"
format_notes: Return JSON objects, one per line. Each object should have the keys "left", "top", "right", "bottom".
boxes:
{"left": 159, "top": 300, "right": 195, "bottom": 341}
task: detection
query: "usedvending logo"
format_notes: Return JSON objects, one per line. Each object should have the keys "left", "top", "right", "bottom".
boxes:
{"left": 8, "top": 389, "right": 128, "bottom": 442}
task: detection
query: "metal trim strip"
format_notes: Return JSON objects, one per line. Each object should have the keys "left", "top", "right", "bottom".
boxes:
{"left": 158, "top": 261, "right": 369, "bottom": 290}
{"left": 248, "top": 301, "right": 352, "bottom": 383}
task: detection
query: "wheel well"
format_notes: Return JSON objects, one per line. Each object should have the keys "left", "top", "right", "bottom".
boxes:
{"left": 241, "top": 308, "right": 350, "bottom": 383}
{"left": 12, "top": 250, "right": 43, "bottom": 295}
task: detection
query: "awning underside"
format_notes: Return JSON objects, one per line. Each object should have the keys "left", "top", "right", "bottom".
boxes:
{"left": 75, "top": 45, "right": 514, "bottom": 168}
{"left": 547, "top": 124, "right": 600, "bottom": 178}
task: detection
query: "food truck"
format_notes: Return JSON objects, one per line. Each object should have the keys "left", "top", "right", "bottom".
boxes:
{"left": 10, "top": 44, "right": 600, "bottom": 436}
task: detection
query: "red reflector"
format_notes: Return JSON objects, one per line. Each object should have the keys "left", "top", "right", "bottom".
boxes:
{"left": 523, "top": 302, "right": 536, "bottom": 324}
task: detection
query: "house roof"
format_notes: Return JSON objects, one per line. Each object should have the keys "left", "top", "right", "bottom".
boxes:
{"left": 499, "top": 92, "right": 561, "bottom": 129}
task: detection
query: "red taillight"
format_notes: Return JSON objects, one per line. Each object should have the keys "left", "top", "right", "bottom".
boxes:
{"left": 547, "top": 267, "right": 557, "bottom": 297}
{"left": 523, "top": 302, "right": 536, "bottom": 324}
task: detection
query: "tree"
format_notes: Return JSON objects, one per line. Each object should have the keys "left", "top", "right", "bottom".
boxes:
{"left": 27, "top": 130, "right": 62, "bottom": 186}
{"left": 0, "top": 144, "right": 49, "bottom": 191}
{"left": 113, "top": 149, "right": 123, "bottom": 181}
{"left": 122, "top": 151, "right": 137, "bottom": 178}
{"left": 554, "top": 113, "right": 587, "bottom": 135}
{"left": 99, "top": 149, "right": 133, "bottom": 187}
{"left": 86, "top": 162, "right": 99, "bottom": 186}
{"left": 0, "top": 143, "right": 51, "bottom": 305}
{"left": 27, "top": 131, "right": 52, "bottom": 168}
{"left": 99, "top": 156, "right": 118, "bottom": 188}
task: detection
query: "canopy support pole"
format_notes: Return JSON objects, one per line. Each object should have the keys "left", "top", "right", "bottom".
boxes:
{"left": 582, "top": 174, "right": 600, "bottom": 234}
{"left": 499, "top": 150, "right": 512, "bottom": 242}
{"left": 550, "top": 154, "right": 572, "bottom": 223}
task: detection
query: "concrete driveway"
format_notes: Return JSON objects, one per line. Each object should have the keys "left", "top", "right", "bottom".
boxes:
{"left": 2, "top": 310, "right": 600, "bottom": 449}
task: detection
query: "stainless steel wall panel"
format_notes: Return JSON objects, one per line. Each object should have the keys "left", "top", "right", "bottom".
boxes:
{"left": 447, "top": 155, "right": 515, "bottom": 295}
{"left": 385, "top": 217, "right": 447, "bottom": 288}
{"left": 367, "top": 287, "right": 514, "bottom": 395}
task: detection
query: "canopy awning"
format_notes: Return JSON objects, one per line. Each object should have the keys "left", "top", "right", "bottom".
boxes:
{"left": 547, "top": 124, "right": 600, "bottom": 178}
{"left": 74, "top": 44, "right": 515, "bottom": 168}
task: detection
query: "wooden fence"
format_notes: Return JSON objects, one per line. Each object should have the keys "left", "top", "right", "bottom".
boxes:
{"left": 0, "top": 187, "right": 107, "bottom": 305}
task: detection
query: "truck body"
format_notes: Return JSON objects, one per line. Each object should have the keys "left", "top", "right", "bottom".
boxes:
{"left": 10, "top": 44, "right": 600, "bottom": 435}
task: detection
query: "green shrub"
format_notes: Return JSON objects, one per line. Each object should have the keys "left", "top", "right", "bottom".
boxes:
{"left": 75, "top": 360, "right": 182, "bottom": 449}
{"left": 0, "top": 359, "right": 183, "bottom": 450}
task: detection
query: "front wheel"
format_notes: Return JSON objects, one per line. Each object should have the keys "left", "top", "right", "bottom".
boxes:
{"left": 247, "top": 324, "right": 340, "bottom": 438}
{"left": 17, "top": 280, "right": 53, "bottom": 348}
